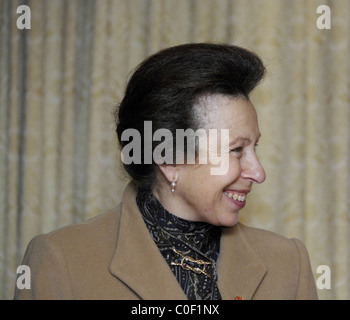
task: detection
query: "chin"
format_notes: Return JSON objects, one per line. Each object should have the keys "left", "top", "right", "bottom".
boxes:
{"left": 216, "top": 212, "right": 240, "bottom": 227}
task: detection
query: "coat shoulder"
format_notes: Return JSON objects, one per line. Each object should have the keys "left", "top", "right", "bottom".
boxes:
{"left": 26, "top": 205, "right": 123, "bottom": 267}
{"left": 236, "top": 223, "right": 308, "bottom": 274}
{"left": 238, "top": 222, "right": 301, "bottom": 251}
{"left": 15, "top": 206, "right": 125, "bottom": 299}
{"left": 40, "top": 205, "right": 121, "bottom": 245}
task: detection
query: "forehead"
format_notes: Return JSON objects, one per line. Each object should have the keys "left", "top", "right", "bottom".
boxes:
{"left": 195, "top": 94, "right": 259, "bottom": 137}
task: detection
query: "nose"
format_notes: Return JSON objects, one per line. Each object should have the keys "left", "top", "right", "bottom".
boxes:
{"left": 241, "top": 154, "right": 266, "bottom": 184}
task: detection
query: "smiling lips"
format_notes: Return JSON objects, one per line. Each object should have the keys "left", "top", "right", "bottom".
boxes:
{"left": 224, "top": 190, "right": 249, "bottom": 204}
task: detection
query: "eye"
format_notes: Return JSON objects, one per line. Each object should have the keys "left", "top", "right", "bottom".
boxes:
{"left": 231, "top": 146, "right": 243, "bottom": 153}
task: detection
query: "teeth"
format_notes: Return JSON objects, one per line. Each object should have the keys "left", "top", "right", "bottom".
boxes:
{"left": 225, "top": 192, "right": 246, "bottom": 202}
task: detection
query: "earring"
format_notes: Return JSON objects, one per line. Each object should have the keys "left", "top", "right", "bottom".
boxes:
{"left": 171, "top": 177, "right": 176, "bottom": 192}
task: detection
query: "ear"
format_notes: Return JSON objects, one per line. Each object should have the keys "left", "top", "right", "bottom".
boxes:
{"left": 158, "top": 164, "right": 178, "bottom": 183}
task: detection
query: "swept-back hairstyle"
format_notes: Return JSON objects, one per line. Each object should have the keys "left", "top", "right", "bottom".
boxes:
{"left": 116, "top": 43, "right": 265, "bottom": 190}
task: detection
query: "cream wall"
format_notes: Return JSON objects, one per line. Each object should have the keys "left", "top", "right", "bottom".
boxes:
{"left": 1, "top": 0, "right": 349, "bottom": 299}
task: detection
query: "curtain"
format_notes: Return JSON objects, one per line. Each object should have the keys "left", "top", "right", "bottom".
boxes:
{"left": 1, "top": 0, "right": 349, "bottom": 300}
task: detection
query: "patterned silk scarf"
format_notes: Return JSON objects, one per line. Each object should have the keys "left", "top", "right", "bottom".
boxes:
{"left": 136, "top": 189, "right": 222, "bottom": 300}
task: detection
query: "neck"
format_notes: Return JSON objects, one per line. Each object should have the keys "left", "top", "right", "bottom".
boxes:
{"left": 152, "top": 186, "right": 198, "bottom": 222}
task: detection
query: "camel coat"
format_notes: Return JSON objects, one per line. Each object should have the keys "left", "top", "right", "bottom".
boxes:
{"left": 14, "top": 183, "right": 318, "bottom": 300}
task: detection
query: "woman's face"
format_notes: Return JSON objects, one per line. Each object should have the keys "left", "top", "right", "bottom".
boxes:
{"left": 169, "top": 95, "right": 266, "bottom": 227}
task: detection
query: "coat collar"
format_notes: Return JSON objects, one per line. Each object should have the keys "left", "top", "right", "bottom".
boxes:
{"left": 109, "top": 183, "right": 187, "bottom": 299}
{"left": 109, "top": 183, "right": 267, "bottom": 300}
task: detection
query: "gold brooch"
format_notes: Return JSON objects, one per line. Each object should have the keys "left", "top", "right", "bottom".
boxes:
{"left": 170, "top": 248, "right": 212, "bottom": 277}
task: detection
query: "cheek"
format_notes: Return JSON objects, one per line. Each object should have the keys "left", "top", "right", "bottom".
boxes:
{"left": 226, "top": 156, "right": 242, "bottom": 180}
{"left": 179, "top": 158, "right": 242, "bottom": 204}
{"left": 180, "top": 166, "right": 221, "bottom": 200}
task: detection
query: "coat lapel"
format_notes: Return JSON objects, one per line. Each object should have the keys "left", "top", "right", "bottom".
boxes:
{"left": 217, "top": 223, "right": 267, "bottom": 300}
{"left": 109, "top": 184, "right": 187, "bottom": 300}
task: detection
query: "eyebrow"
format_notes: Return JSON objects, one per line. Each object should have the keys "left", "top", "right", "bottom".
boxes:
{"left": 230, "top": 133, "right": 261, "bottom": 145}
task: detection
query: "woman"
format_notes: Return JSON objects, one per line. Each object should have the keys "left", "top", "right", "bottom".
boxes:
{"left": 14, "top": 43, "right": 318, "bottom": 300}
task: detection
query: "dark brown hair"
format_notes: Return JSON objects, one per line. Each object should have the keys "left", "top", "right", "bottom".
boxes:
{"left": 116, "top": 43, "right": 265, "bottom": 190}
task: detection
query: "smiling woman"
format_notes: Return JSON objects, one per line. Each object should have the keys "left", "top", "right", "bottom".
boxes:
{"left": 14, "top": 43, "right": 318, "bottom": 300}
